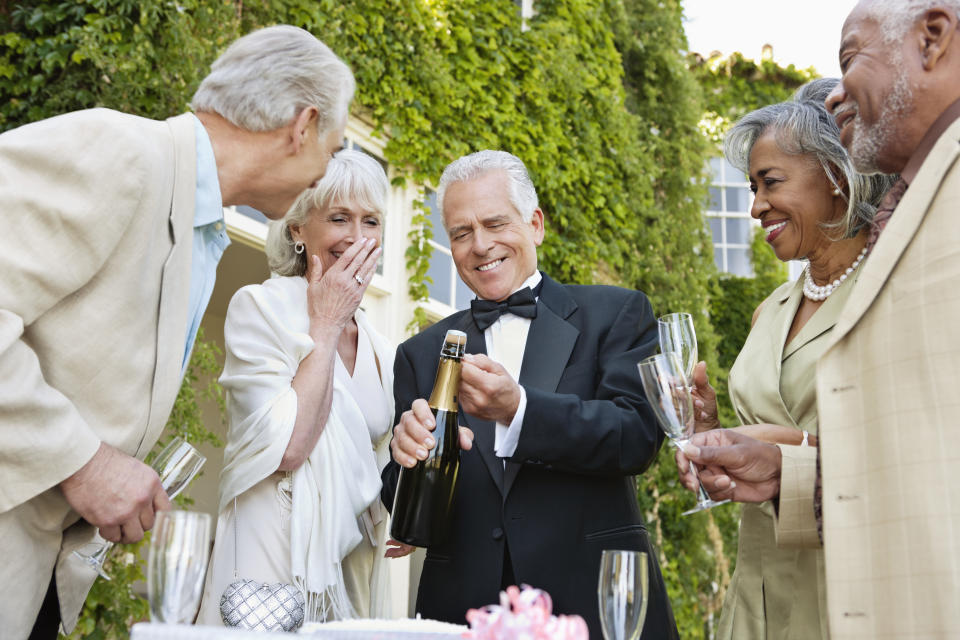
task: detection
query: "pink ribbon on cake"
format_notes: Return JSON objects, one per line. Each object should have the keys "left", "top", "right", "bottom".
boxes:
{"left": 464, "top": 585, "right": 589, "bottom": 640}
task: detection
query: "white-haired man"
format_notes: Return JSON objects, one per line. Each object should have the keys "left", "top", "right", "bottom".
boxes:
{"left": 382, "top": 151, "right": 678, "bottom": 639}
{"left": 0, "top": 25, "right": 354, "bottom": 638}
{"left": 679, "top": 1, "right": 960, "bottom": 637}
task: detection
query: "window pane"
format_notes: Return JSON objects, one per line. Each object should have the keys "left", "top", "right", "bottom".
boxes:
{"left": 725, "top": 186, "right": 751, "bottom": 213}
{"left": 708, "top": 187, "right": 722, "bottom": 211}
{"left": 727, "top": 248, "right": 753, "bottom": 277}
{"left": 424, "top": 190, "right": 448, "bottom": 249}
{"left": 455, "top": 275, "right": 474, "bottom": 311}
{"left": 709, "top": 156, "right": 724, "bottom": 182}
{"left": 725, "top": 217, "right": 753, "bottom": 245}
{"left": 426, "top": 250, "right": 452, "bottom": 304}
{"left": 724, "top": 158, "right": 746, "bottom": 183}
{"left": 709, "top": 217, "right": 723, "bottom": 243}
{"left": 713, "top": 246, "right": 725, "bottom": 272}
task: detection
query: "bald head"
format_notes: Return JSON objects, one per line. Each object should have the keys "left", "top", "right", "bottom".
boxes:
{"left": 825, "top": 1, "right": 960, "bottom": 173}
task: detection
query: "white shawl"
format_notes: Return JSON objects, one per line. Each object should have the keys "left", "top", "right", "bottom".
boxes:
{"left": 217, "top": 276, "right": 394, "bottom": 620}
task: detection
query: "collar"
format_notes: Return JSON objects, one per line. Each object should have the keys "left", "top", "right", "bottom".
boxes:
{"left": 902, "top": 96, "right": 960, "bottom": 185}
{"left": 190, "top": 113, "right": 224, "bottom": 228}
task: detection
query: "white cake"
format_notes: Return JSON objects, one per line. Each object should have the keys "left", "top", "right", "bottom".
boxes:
{"left": 299, "top": 617, "right": 468, "bottom": 639}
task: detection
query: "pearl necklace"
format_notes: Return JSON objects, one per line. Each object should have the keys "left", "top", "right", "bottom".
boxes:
{"left": 802, "top": 246, "right": 869, "bottom": 302}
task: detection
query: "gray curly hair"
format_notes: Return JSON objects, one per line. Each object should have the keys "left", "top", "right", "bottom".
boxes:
{"left": 724, "top": 77, "right": 895, "bottom": 239}
{"left": 864, "top": 0, "right": 960, "bottom": 44}
{"left": 265, "top": 148, "right": 389, "bottom": 277}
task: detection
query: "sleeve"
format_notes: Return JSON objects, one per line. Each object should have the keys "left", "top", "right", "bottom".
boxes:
{"left": 217, "top": 285, "right": 315, "bottom": 511}
{"left": 511, "top": 290, "right": 664, "bottom": 476}
{"left": 494, "top": 385, "right": 527, "bottom": 458}
{"left": 773, "top": 443, "right": 821, "bottom": 548}
{"left": 0, "top": 113, "right": 150, "bottom": 513}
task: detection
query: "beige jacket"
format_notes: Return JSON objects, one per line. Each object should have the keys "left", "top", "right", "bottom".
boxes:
{"left": 0, "top": 109, "right": 197, "bottom": 637}
{"left": 777, "top": 117, "right": 960, "bottom": 638}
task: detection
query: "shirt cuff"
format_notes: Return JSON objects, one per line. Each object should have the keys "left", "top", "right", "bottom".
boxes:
{"left": 773, "top": 443, "right": 821, "bottom": 549}
{"left": 494, "top": 385, "right": 526, "bottom": 458}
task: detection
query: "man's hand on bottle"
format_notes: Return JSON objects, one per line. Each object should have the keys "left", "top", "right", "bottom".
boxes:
{"left": 391, "top": 399, "right": 474, "bottom": 469}
{"left": 458, "top": 353, "right": 521, "bottom": 424}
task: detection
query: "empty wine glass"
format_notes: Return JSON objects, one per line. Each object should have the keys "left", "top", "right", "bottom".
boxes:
{"left": 657, "top": 312, "right": 697, "bottom": 384}
{"left": 598, "top": 550, "right": 648, "bottom": 640}
{"left": 638, "top": 353, "right": 729, "bottom": 515}
{"left": 74, "top": 437, "right": 206, "bottom": 579}
{"left": 147, "top": 510, "right": 212, "bottom": 623}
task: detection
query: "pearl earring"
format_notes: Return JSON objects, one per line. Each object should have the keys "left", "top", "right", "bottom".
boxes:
{"left": 832, "top": 188, "right": 842, "bottom": 196}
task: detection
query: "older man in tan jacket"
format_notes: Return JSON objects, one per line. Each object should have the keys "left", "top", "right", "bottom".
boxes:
{"left": 680, "top": 1, "right": 960, "bottom": 637}
{"left": 0, "top": 26, "right": 353, "bottom": 639}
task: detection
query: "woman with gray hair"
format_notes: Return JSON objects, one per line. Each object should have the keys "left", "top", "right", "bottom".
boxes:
{"left": 681, "top": 78, "right": 895, "bottom": 639}
{"left": 198, "top": 149, "right": 395, "bottom": 627}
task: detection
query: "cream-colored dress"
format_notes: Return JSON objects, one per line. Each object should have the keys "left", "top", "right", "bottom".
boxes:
{"left": 718, "top": 273, "right": 855, "bottom": 640}
{"left": 197, "top": 277, "right": 393, "bottom": 625}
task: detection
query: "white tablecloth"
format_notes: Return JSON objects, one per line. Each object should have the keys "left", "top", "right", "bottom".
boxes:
{"left": 130, "top": 623, "right": 466, "bottom": 639}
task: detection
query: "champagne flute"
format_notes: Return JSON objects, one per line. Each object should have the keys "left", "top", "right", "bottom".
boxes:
{"left": 598, "top": 550, "right": 648, "bottom": 640}
{"left": 147, "top": 510, "right": 212, "bottom": 623}
{"left": 74, "top": 437, "right": 206, "bottom": 579}
{"left": 657, "top": 312, "right": 697, "bottom": 384}
{"left": 638, "top": 353, "right": 728, "bottom": 515}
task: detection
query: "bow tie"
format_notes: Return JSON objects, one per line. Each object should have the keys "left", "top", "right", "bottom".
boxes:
{"left": 471, "top": 287, "right": 538, "bottom": 331}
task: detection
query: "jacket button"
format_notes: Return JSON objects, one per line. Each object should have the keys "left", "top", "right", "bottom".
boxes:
{"left": 492, "top": 527, "right": 504, "bottom": 540}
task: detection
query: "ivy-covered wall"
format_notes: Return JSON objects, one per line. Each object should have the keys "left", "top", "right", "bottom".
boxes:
{"left": 0, "top": 2, "right": 781, "bottom": 638}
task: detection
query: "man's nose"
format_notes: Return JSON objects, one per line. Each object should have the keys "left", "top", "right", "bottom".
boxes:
{"left": 825, "top": 81, "right": 846, "bottom": 116}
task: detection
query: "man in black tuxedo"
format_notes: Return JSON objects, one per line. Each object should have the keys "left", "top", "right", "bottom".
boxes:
{"left": 382, "top": 150, "right": 677, "bottom": 639}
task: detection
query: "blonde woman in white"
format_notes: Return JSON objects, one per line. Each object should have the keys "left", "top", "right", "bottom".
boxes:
{"left": 198, "top": 149, "right": 394, "bottom": 624}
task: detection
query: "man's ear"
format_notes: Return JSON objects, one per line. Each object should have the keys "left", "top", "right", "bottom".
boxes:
{"left": 290, "top": 106, "right": 320, "bottom": 154}
{"left": 919, "top": 8, "right": 958, "bottom": 71}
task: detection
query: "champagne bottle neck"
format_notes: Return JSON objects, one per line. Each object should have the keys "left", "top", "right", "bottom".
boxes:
{"left": 428, "top": 357, "right": 461, "bottom": 412}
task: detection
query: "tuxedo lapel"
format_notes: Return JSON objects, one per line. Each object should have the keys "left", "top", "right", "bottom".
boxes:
{"left": 454, "top": 313, "right": 504, "bottom": 495}
{"left": 503, "top": 276, "right": 579, "bottom": 497}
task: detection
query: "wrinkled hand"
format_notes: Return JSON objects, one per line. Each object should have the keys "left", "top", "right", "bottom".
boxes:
{"left": 675, "top": 429, "right": 782, "bottom": 503}
{"left": 458, "top": 353, "right": 521, "bottom": 424}
{"left": 691, "top": 361, "right": 720, "bottom": 432}
{"left": 391, "top": 399, "right": 474, "bottom": 469}
{"left": 384, "top": 538, "right": 416, "bottom": 558}
{"left": 60, "top": 443, "right": 172, "bottom": 543}
{"left": 305, "top": 238, "right": 381, "bottom": 334}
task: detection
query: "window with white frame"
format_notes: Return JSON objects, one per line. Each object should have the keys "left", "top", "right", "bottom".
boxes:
{"left": 706, "top": 156, "right": 755, "bottom": 277}
{"left": 424, "top": 189, "right": 475, "bottom": 310}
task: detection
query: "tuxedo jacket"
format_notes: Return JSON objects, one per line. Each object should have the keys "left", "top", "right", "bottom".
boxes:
{"left": 0, "top": 109, "right": 197, "bottom": 637}
{"left": 383, "top": 273, "right": 678, "bottom": 639}
{"left": 777, "top": 117, "right": 960, "bottom": 638}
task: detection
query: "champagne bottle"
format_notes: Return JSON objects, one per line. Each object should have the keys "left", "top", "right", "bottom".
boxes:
{"left": 390, "top": 329, "right": 467, "bottom": 547}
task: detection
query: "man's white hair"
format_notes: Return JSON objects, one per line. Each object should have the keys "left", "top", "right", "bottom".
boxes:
{"left": 191, "top": 25, "right": 355, "bottom": 137}
{"left": 865, "top": 0, "right": 960, "bottom": 43}
{"left": 435, "top": 150, "right": 539, "bottom": 227}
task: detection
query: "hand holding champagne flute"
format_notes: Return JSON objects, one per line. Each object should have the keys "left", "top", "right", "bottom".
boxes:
{"left": 638, "top": 353, "right": 728, "bottom": 515}
{"left": 74, "top": 437, "right": 206, "bottom": 579}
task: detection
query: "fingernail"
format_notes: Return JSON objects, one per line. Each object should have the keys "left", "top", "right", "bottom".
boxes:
{"left": 730, "top": 481, "right": 737, "bottom": 489}
{"left": 416, "top": 448, "right": 428, "bottom": 459}
{"left": 424, "top": 437, "right": 435, "bottom": 448}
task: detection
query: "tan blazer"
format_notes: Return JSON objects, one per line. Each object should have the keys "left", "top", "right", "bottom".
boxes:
{"left": 0, "top": 109, "right": 197, "bottom": 637}
{"left": 778, "top": 117, "right": 960, "bottom": 638}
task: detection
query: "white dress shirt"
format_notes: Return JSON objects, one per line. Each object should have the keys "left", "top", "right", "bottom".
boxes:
{"left": 482, "top": 270, "right": 542, "bottom": 459}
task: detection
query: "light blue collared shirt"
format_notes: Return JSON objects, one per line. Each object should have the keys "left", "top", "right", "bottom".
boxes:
{"left": 183, "top": 114, "right": 230, "bottom": 370}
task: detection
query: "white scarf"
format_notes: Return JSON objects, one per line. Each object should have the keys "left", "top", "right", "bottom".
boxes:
{"left": 217, "top": 276, "right": 394, "bottom": 621}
